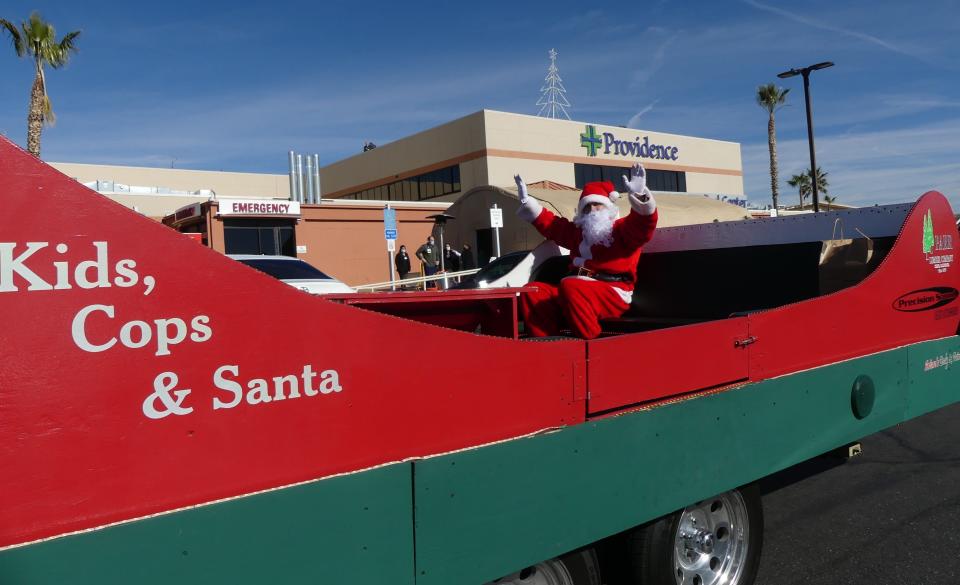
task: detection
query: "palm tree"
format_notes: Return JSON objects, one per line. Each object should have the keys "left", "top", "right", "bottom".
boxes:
{"left": 787, "top": 167, "right": 829, "bottom": 209}
{"left": 787, "top": 172, "right": 811, "bottom": 208}
{"left": 809, "top": 166, "right": 829, "bottom": 196}
{"left": 756, "top": 84, "right": 790, "bottom": 210}
{"left": 823, "top": 194, "right": 838, "bottom": 211}
{"left": 1, "top": 12, "right": 81, "bottom": 157}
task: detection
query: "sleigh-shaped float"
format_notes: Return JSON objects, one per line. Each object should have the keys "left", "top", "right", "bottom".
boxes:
{"left": 1, "top": 136, "right": 957, "bottom": 585}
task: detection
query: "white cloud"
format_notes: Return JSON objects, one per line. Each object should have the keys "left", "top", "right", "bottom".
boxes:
{"left": 741, "top": 0, "right": 931, "bottom": 61}
{"left": 626, "top": 100, "right": 660, "bottom": 128}
{"left": 630, "top": 35, "right": 675, "bottom": 87}
{"left": 744, "top": 119, "right": 960, "bottom": 208}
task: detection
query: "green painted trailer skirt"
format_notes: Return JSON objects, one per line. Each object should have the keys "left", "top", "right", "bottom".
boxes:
{"left": 3, "top": 337, "right": 958, "bottom": 585}
{"left": 0, "top": 464, "right": 415, "bottom": 585}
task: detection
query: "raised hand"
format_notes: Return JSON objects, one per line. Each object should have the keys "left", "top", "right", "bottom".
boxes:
{"left": 622, "top": 163, "right": 647, "bottom": 196}
{"left": 514, "top": 174, "right": 529, "bottom": 204}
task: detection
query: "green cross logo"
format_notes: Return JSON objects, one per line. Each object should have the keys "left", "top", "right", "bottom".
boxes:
{"left": 922, "top": 209, "right": 935, "bottom": 254}
{"left": 580, "top": 125, "right": 602, "bottom": 157}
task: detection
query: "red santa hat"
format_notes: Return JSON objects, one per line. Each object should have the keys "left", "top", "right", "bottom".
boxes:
{"left": 577, "top": 181, "right": 621, "bottom": 216}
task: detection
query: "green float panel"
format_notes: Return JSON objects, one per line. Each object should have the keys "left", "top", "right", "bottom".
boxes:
{"left": 906, "top": 336, "right": 960, "bottom": 419}
{"left": 413, "top": 347, "right": 910, "bottom": 585}
{"left": 0, "top": 463, "right": 414, "bottom": 585}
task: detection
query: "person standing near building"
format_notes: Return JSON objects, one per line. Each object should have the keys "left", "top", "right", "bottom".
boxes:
{"left": 395, "top": 245, "right": 411, "bottom": 281}
{"left": 416, "top": 235, "right": 440, "bottom": 288}
{"left": 461, "top": 243, "right": 476, "bottom": 270}
{"left": 443, "top": 243, "right": 462, "bottom": 284}
{"left": 444, "top": 243, "right": 461, "bottom": 272}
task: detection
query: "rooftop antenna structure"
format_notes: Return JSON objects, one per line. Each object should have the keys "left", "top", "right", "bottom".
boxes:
{"left": 536, "top": 48, "right": 571, "bottom": 120}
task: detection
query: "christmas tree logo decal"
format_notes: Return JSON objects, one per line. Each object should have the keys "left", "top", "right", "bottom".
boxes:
{"left": 922, "top": 209, "right": 934, "bottom": 255}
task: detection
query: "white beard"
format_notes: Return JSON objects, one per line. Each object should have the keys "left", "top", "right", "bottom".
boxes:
{"left": 574, "top": 207, "right": 616, "bottom": 248}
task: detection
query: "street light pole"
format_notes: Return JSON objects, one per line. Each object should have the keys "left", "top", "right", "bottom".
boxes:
{"left": 778, "top": 61, "right": 834, "bottom": 213}
{"left": 801, "top": 70, "right": 820, "bottom": 213}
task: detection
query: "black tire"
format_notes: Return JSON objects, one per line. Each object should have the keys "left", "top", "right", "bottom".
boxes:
{"left": 488, "top": 547, "right": 602, "bottom": 584}
{"left": 625, "top": 484, "right": 764, "bottom": 585}
{"left": 559, "top": 548, "right": 603, "bottom": 585}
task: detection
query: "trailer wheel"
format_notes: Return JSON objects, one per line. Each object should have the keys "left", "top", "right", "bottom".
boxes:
{"left": 627, "top": 485, "right": 763, "bottom": 585}
{"left": 488, "top": 548, "right": 601, "bottom": 585}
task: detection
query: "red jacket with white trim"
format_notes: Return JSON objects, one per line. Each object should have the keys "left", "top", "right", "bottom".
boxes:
{"left": 529, "top": 207, "right": 658, "bottom": 290}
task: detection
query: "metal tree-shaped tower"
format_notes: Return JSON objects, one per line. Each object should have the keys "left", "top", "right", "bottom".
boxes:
{"left": 536, "top": 49, "right": 571, "bottom": 120}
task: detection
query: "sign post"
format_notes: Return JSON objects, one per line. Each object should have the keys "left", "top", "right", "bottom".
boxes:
{"left": 384, "top": 207, "right": 398, "bottom": 291}
{"left": 490, "top": 204, "right": 503, "bottom": 260}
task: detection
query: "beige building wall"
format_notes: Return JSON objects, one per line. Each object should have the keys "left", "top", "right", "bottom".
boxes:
{"left": 685, "top": 172, "right": 745, "bottom": 196}
{"left": 485, "top": 156, "right": 576, "bottom": 189}
{"left": 459, "top": 157, "right": 490, "bottom": 195}
{"left": 102, "top": 193, "right": 214, "bottom": 219}
{"left": 319, "top": 111, "right": 487, "bottom": 197}
{"left": 53, "top": 109, "right": 745, "bottom": 227}
{"left": 51, "top": 162, "right": 290, "bottom": 198}
{"left": 319, "top": 109, "right": 744, "bottom": 201}
{"left": 482, "top": 110, "right": 742, "bottom": 175}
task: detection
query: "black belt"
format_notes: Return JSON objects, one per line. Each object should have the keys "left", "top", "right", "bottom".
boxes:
{"left": 570, "top": 267, "right": 632, "bottom": 283}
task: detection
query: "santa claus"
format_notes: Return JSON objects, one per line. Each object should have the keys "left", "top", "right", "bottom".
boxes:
{"left": 514, "top": 163, "right": 658, "bottom": 339}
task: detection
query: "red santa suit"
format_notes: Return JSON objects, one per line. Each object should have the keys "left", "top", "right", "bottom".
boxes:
{"left": 516, "top": 176, "right": 657, "bottom": 339}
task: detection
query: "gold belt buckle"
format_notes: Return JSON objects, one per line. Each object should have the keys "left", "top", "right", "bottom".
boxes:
{"left": 577, "top": 267, "right": 595, "bottom": 277}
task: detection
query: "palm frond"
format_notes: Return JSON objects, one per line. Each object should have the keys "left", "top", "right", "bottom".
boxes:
{"left": 756, "top": 83, "right": 789, "bottom": 113}
{"left": 0, "top": 18, "right": 25, "bottom": 55}
{"left": 48, "top": 30, "right": 80, "bottom": 68}
{"left": 60, "top": 30, "right": 80, "bottom": 51}
{"left": 42, "top": 94, "right": 56, "bottom": 126}
{"left": 25, "top": 12, "right": 49, "bottom": 47}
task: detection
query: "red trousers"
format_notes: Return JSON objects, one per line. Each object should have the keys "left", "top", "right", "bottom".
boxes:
{"left": 520, "top": 278, "right": 631, "bottom": 339}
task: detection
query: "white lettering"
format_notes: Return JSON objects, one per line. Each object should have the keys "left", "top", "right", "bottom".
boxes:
{"left": 246, "top": 378, "right": 272, "bottom": 405}
{"left": 212, "top": 365, "right": 242, "bottom": 409}
{"left": 54, "top": 243, "right": 71, "bottom": 290}
{"left": 71, "top": 305, "right": 212, "bottom": 356}
{"left": 319, "top": 369, "right": 342, "bottom": 394}
{"left": 302, "top": 364, "right": 318, "bottom": 396}
{"left": 119, "top": 320, "right": 152, "bottom": 349}
{"left": 1, "top": 241, "right": 149, "bottom": 294}
{"left": 154, "top": 317, "right": 187, "bottom": 357}
{"left": 71, "top": 304, "right": 118, "bottom": 352}
{"left": 0, "top": 242, "right": 52, "bottom": 291}
{"left": 205, "top": 365, "right": 342, "bottom": 414}
{"left": 74, "top": 242, "right": 111, "bottom": 289}
{"left": 142, "top": 275, "right": 156, "bottom": 296}
{"left": 190, "top": 315, "right": 213, "bottom": 342}
{"left": 272, "top": 374, "right": 300, "bottom": 401}
{"left": 114, "top": 259, "right": 139, "bottom": 288}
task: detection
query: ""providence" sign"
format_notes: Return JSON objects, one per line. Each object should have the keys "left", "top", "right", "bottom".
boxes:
{"left": 579, "top": 125, "right": 680, "bottom": 161}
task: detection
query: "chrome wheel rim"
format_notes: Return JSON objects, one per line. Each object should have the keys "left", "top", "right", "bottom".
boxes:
{"left": 673, "top": 490, "right": 750, "bottom": 585}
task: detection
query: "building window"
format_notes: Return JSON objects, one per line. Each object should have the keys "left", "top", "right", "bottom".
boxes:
{"left": 223, "top": 219, "right": 296, "bottom": 256}
{"left": 342, "top": 164, "right": 462, "bottom": 202}
{"left": 574, "top": 163, "right": 686, "bottom": 193}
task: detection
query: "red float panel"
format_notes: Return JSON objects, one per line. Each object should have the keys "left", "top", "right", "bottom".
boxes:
{"left": 0, "top": 138, "right": 587, "bottom": 548}
{"left": 587, "top": 318, "right": 749, "bottom": 414}
{"left": 748, "top": 191, "right": 960, "bottom": 379}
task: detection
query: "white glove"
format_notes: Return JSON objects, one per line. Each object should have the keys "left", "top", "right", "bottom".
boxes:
{"left": 624, "top": 163, "right": 656, "bottom": 215}
{"left": 622, "top": 163, "right": 648, "bottom": 199}
{"left": 514, "top": 173, "right": 542, "bottom": 222}
{"left": 514, "top": 174, "right": 529, "bottom": 204}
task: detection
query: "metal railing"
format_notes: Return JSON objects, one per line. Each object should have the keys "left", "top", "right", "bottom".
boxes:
{"left": 356, "top": 268, "right": 482, "bottom": 292}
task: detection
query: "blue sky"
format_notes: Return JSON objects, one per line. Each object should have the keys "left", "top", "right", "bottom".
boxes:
{"left": 1, "top": 0, "right": 958, "bottom": 208}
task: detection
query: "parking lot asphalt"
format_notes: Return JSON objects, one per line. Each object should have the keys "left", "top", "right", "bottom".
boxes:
{"left": 755, "top": 401, "right": 960, "bottom": 585}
